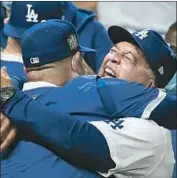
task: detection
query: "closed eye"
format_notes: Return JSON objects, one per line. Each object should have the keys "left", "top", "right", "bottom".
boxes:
{"left": 120, "top": 53, "right": 136, "bottom": 66}
{"left": 122, "top": 52, "right": 137, "bottom": 65}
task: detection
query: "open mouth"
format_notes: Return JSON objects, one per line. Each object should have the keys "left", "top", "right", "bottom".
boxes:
{"left": 104, "top": 67, "right": 116, "bottom": 78}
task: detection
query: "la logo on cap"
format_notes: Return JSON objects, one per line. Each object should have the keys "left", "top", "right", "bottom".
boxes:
{"left": 30, "top": 57, "right": 40, "bottom": 64}
{"left": 158, "top": 66, "right": 164, "bottom": 75}
{"left": 135, "top": 29, "right": 149, "bottom": 40}
{"left": 26, "top": 4, "right": 39, "bottom": 22}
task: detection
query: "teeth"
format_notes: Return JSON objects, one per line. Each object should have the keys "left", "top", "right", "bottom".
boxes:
{"left": 105, "top": 68, "right": 115, "bottom": 76}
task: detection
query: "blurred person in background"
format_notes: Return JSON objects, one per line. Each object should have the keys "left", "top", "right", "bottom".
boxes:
{"left": 56, "top": 2, "right": 113, "bottom": 72}
{"left": 165, "top": 22, "right": 176, "bottom": 178}
{"left": 165, "top": 22, "right": 176, "bottom": 54}
{"left": 1, "top": 1, "right": 66, "bottom": 79}
{"left": 2, "top": 1, "right": 113, "bottom": 72}
{"left": 165, "top": 22, "right": 176, "bottom": 92}
{"left": 0, "top": 1, "right": 11, "bottom": 49}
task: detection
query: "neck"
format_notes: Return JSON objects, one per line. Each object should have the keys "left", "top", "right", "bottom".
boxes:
{"left": 58, "top": 68, "right": 79, "bottom": 86}
{"left": 4, "top": 38, "right": 21, "bottom": 56}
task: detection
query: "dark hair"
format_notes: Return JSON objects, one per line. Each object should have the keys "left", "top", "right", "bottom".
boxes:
{"left": 165, "top": 22, "right": 177, "bottom": 53}
{"left": 168, "top": 22, "right": 176, "bottom": 32}
{"left": 166, "top": 22, "right": 176, "bottom": 38}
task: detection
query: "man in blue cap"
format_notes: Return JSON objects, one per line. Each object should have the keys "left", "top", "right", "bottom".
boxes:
{"left": 99, "top": 26, "right": 177, "bottom": 178}
{"left": 98, "top": 26, "right": 176, "bottom": 123}
{"left": 99, "top": 26, "right": 176, "bottom": 88}
{"left": 1, "top": 18, "right": 100, "bottom": 178}
{"left": 0, "top": 2, "right": 7, "bottom": 49}
{"left": 0, "top": 1, "right": 12, "bottom": 49}
{"left": 2, "top": 1, "right": 113, "bottom": 72}
{"left": 0, "top": 20, "right": 176, "bottom": 178}
{"left": 54, "top": 2, "right": 114, "bottom": 72}
{"left": 1, "top": 1, "right": 65, "bottom": 80}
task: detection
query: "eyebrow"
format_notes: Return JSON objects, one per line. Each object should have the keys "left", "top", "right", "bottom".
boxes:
{"left": 115, "top": 45, "right": 138, "bottom": 64}
{"left": 123, "top": 51, "right": 138, "bottom": 64}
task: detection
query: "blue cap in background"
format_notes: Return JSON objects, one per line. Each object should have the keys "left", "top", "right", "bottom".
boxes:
{"left": 1, "top": 2, "right": 8, "bottom": 48}
{"left": 1, "top": 1, "right": 12, "bottom": 10}
{"left": 3, "top": 1, "right": 63, "bottom": 39}
{"left": 21, "top": 19, "right": 95, "bottom": 67}
{"left": 108, "top": 26, "right": 176, "bottom": 88}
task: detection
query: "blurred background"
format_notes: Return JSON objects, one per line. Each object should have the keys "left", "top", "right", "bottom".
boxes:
{"left": 75, "top": 1, "right": 176, "bottom": 35}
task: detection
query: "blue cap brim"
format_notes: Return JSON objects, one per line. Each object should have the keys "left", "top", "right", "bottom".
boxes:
{"left": 1, "top": 29, "right": 7, "bottom": 48}
{"left": 108, "top": 26, "right": 143, "bottom": 51}
{"left": 2, "top": 2, "right": 12, "bottom": 10}
{"left": 78, "top": 45, "right": 96, "bottom": 53}
{"left": 3, "top": 23, "right": 27, "bottom": 39}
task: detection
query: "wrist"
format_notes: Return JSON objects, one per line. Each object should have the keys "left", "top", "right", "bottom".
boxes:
{"left": 0, "top": 86, "right": 16, "bottom": 111}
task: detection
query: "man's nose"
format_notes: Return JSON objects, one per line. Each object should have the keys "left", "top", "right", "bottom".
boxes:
{"left": 110, "top": 54, "right": 121, "bottom": 65}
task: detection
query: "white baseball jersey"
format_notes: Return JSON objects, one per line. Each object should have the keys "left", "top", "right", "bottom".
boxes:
{"left": 90, "top": 118, "right": 175, "bottom": 178}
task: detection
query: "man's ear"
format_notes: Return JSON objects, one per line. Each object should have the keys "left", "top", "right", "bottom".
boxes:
{"left": 71, "top": 52, "right": 84, "bottom": 74}
{"left": 71, "top": 52, "right": 94, "bottom": 75}
{"left": 72, "top": 52, "right": 81, "bottom": 67}
{"left": 148, "top": 79, "right": 156, "bottom": 88}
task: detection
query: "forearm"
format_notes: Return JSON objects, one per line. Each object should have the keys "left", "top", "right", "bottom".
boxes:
{"left": 3, "top": 91, "right": 115, "bottom": 173}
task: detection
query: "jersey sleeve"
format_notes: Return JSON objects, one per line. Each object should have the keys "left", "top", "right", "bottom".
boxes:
{"left": 96, "top": 77, "right": 176, "bottom": 129}
{"left": 3, "top": 91, "right": 115, "bottom": 173}
{"left": 89, "top": 117, "right": 172, "bottom": 177}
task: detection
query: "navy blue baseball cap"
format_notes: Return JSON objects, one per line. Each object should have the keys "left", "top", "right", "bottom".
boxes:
{"left": 21, "top": 19, "right": 95, "bottom": 67}
{"left": 108, "top": 26, "right": 176, "bottom": 88}
{"left": 3, "top": 2, "right": 63, "bottom": 39}
{"left": 1, "top": 2, "right": 8, "bottom": 48}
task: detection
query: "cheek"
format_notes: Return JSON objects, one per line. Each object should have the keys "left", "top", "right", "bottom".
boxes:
{"left": 98, "top": 54, "right": 114, "bottom": 76}
{"left": 136, "top": 68, "right": 150, "bottom": 82}
{"left": 119, "top": 62, "right": 134, "bottom": 75}
{"left": 120, "top": 66, "right": 150, "bottom": 84}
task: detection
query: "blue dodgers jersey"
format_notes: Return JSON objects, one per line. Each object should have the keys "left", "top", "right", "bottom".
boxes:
{"left": 1, "top": 59, "right": 27, "bottom": 80}
{"left": 1, "top": 141, "right": 99, "bottom": 178}
{"left": 4, "top": 75, "right": 176, "bottom": 175}
{"left": 96, "top": 77, "right": 176, "bottom": 129}
{"left": 24, "top": 76, "right": 110, "bottom": 120}
{"left": 5, "top": 76, "right": 176, "bottom": 176}
{"left": 24, "top": 75, "right": 162, "bottom": 121}
{"left": 9, "top": 75, "right": 176, "bottom": 132}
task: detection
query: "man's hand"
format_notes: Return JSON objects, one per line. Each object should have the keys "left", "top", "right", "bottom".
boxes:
{"left": 1, "top": 67, "right": 12, "bottom": 88}
{"left": 0, "top": 113, "right": 18, "bottom": 152}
